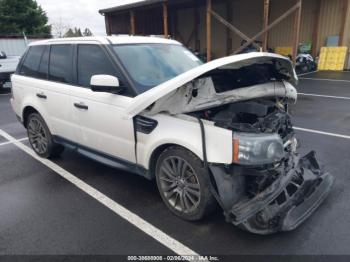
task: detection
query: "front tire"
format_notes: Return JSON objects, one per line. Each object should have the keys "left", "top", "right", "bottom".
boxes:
{"left": 27, "top": 113, "right": 64, "bottom": 158}
{"left": 155, "top": 146, "right": 216, "bottom": 221}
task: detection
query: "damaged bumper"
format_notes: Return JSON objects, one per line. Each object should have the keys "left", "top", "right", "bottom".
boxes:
{"left": 210, "top": 151, "right": 334, "bottom": 235}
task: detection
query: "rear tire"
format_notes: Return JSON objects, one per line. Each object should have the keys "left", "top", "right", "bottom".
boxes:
{"left": 26, "top": 113, "right": 64, "bottom": 158}
{"left": 155, "top": 146, "right": 216, "bottom": 221}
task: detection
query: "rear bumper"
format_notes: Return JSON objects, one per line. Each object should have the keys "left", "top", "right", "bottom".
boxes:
{"left": 210, "top": 151, "right": 334, "bottom": 234}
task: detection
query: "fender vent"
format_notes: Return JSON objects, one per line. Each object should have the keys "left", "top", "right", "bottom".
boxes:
{"left": 134, "top": 116, "right": 158, "bottom": 134}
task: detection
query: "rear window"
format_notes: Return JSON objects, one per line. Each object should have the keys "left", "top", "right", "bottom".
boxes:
{"left": 49, "top": 45, "right": 73, "bottom": 84}
{"left": 37, "top": 46, "right": 49, "bottom": 79}
{"left": 20, "top": 45, "right": 46, "bottom": 78}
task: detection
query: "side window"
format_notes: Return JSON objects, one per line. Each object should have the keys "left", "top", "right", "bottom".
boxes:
{"left": 49, "top": 44, "right": 73, "bottom": 84}
{"left": 20, "top": 46, "right": 46, "bottom": 77}
{"left": 77, "top": 44, "right": 118, "bottom": 87}
{"left": 37, "top": 46, "right": 49, "bottom": 79}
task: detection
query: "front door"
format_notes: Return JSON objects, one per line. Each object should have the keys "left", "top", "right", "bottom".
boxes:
{"left": 70, "top": 44, "right": 136, "bottom": 163}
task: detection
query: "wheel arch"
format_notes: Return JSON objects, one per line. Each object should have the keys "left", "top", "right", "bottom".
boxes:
{"left": 22, "top": 105, "right": 51, "bottom": 131}
{"left": 147, "top": 143, "right": 203, "bottom": 179}
{"left": 22, "top": 105, "right": 40, "bottom": 128}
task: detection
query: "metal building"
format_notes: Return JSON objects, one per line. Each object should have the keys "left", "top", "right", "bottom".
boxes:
{"left": 99, "top": 0, "right": 350, "bottom": 64}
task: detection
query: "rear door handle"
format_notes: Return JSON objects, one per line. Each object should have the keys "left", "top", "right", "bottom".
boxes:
{"left": 36, "top": 92, "right": 47, "bottom": 99}
{"left": 74, "top": 102, "right": 88, "bottom": 110}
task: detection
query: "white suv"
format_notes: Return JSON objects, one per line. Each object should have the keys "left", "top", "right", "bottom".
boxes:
{"left": 11, "top": 36, "right": 333, "bottom": 234}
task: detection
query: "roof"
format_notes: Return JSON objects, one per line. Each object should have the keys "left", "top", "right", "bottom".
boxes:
{"left": 99, "top": 0, "right": 165, "bottom": 14}
{"left": 29, "top": 36, "right": 181, "bottom": 46}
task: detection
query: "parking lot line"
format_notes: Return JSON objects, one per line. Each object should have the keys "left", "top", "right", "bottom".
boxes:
{"left": 298, "top": 93, "right": 350, "bottom": 100}
{"left": 294, "top": 127, "right": 350, "bottom": 140}
{"left": 0, "top": 129, "right": 201, "bottom": 257}
{"left": 297, "top": 71, "right": 318, "bottom": 77}
{"left": 300, "top": 77, "right": 350, "bottom": 83}
{"left": 0, "top": 137, "right": 28, "bottom": 147}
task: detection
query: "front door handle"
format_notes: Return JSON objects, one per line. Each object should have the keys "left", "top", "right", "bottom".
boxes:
{"left": 36, "top": 92, "right": 47, "bottom": 99}
{"left": 74, "top": 102, "right": 88, "bottom": 110}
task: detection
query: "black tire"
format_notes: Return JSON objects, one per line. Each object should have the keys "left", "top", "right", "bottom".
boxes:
{"left": 155, "top": 146, "right": 216, "bottom": 221}
{"left": 26, "top": 113, "right": 64, "bottom": 158}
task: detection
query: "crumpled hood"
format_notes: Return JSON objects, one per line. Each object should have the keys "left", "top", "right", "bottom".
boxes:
{"left": 126, "top": 52, "right": 298, "bottom": 117}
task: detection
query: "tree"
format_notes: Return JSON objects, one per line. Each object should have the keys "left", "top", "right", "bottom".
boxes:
{"left": 64, "top": 28, "right": 75, "bottom": 38}
{"left": 83, "top": 28, "right": 93, "bottom": 37}
{"left": 63, "top": 27, "right": 93, "bottom": 38}
{"left": 64, "top": 27, "right": 82, "bottom": 37}
{"left": 52, "top": 17, "right": 70, "bottom": 38}
{"left": 0, "top": 0, "right": 51, "bottom": 35}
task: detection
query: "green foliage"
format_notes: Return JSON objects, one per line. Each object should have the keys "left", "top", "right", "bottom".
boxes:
{"left": 83, "top": 28, "right": 93, "bottom": 37}
{"left": 64, "top": 27, "right": 93, "bottom": 38}
{"left": 0, "top": 0, "right": 51, "bottom": 35}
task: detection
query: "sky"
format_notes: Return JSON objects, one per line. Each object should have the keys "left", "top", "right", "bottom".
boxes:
{"left": 35, "top": 0, "right": 144, "bottom": 37}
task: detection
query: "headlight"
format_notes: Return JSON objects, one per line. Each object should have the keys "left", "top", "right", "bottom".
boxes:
{"left": 233, "top": 132, "right": 284, "bottom": 165}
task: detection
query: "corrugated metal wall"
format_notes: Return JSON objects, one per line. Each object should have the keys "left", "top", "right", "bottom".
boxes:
{"left": 269, "top": 0, "right": 317, "bottom": 48}
{"left": 343, "top": 1, "right": 350, "bottom": 49}
{"left": 230, "top": 0, "right": 264, "bottom": 50}
{"left": 317, "top": 0, "right": 343, "bottom": 49}
{"left": 106, "top": 0, "right": 350, "bottom": 59}
{"left": 268, "top": 0, "right": 345, "bottom": 51}
{"left": 0, "top": 38, "right": 45, "bottom": 56}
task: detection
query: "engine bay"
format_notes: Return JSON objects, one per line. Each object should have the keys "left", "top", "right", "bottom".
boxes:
{"left": 189, "top": 98, "right": 294, "bottom": 142}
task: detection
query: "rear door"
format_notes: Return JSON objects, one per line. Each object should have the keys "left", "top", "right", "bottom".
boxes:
{"left": 16, "top": 45, "right": 75, "bottom": 141}
{"left": 36, "top": 44, "right": 76, "bottom": 141}
{"left": 70, "top": 44, "right": 136, "bottom": 163}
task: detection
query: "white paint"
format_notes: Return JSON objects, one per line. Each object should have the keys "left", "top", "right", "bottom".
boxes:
{"left": 126, "top": 52, "right": 296, "bottom": 117}
{"left": 0, "top": 137, "right": 28, "bottom": 147}
{"left": 0, "top": 129, "right": 201, "bottom": 257}
{"left": 298, "top": 93, "right": 350, "bottom": 100}
{"left": 294, "top": 127, "right": 350, "bottom": 140}
{"left": 30, "top": 36, "right": 181, "bottom": 46}
{"left": 300, "top": 77, "right": 350, "bottom": 83}
{"left": 11, "top": 47, "right": 295, "bottom": 169}
{"left": 0, "top": 55, "right": 20, "bottom": 73}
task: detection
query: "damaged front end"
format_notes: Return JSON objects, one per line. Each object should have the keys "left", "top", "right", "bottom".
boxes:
{"left": 168, "top": 56, "right": 335, "bottom": 234}
{"left": 201, "top": 98, "right": 334, "bottom": 234}
{"left": 130, "top": 53, "right": 334, "bottom": 234}
{"left": 210, "top": 152, "right": 334, "bottom": 234}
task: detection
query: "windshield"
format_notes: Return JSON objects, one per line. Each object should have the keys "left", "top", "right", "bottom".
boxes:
{"left": 112, "top": 44, "right": 203, "bottom": 93}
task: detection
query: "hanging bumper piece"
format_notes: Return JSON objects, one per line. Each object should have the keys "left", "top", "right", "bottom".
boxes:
{"left": 210, "top": 151, "right": 334, "bottom": 235}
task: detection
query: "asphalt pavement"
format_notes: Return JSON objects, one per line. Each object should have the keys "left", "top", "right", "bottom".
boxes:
{"left": 0, "top": 71, "right": 350, "bottom": 260}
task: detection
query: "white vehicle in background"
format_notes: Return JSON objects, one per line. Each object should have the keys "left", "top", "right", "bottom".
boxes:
{"left": 0, "top": 51, "right": 20, "bottom": 89}
{"left": 10, "top": 36, "right": 333, "bottom": 234}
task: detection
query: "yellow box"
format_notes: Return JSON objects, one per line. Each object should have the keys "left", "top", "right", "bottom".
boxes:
{"left": 275, "top": 46, "right": 293, "bottom": 57}
{"left": 318, "top": 46, "right": 348, "bottom": 71}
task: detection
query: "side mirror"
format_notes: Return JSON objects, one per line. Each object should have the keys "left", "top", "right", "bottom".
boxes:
{"left": 90, "top": 75, "right": 123, "bottom": 93}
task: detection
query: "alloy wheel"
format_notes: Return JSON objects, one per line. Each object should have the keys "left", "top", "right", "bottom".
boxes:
{"left": 159, "top": 156, "right": 201, "bottom": 213}
{"left": 28, "top": 117, "right": 48, "bottom": 155}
